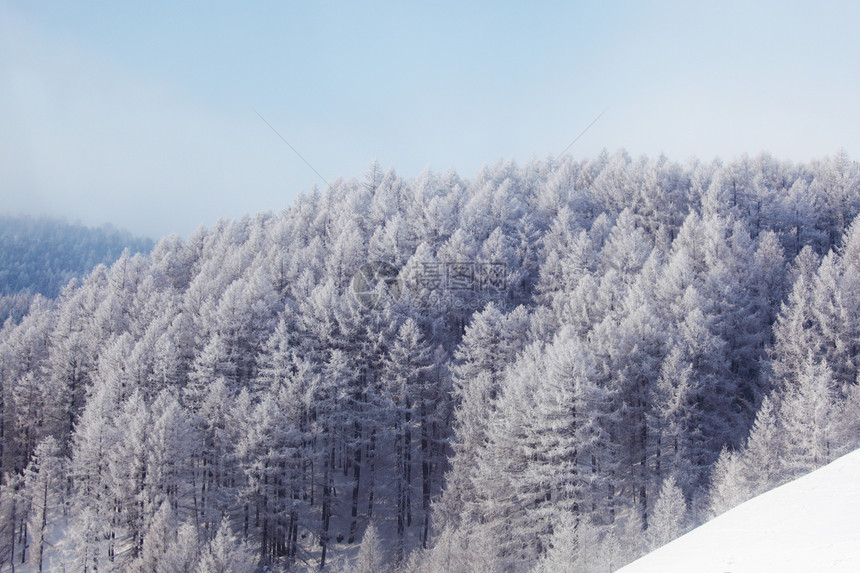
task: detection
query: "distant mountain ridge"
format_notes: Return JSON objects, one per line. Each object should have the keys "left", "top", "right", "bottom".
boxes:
{"left": 0, "top": 215, "right": 154, "bottom": 298}
{"left": 0, "top": 215, "right": 153, "bottom": 322}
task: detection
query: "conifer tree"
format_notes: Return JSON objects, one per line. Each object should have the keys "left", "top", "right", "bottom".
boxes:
{"left": 646, "top": 475, "right": 687, "bottom": 550}
{"left": 352, "top": 523, "right": 388, "bottom": 573}
{"left": 23, "top": 436, "right": 65, "bottom": 572}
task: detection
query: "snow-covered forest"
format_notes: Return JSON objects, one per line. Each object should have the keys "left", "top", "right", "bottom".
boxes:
{"left": 2, "top": 149, "right": 860, "bottom": 572}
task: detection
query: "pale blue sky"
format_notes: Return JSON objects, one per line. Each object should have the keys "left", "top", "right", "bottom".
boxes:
{"left": 2, "top": 1, "right": 858, "bottom": 238}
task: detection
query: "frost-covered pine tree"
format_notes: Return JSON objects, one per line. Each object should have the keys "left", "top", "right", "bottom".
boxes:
{"left": 646, "top": 475, "right": 687, "bottom": 550}
{"left": 738, "top": 394, "right": 784, "bottom": 495}
{"left": 23, "top": 436, "right": 65, "bottom": 572}
{"left": 436, "top": 303, "right": 525, "bottom": 529}
{"left": 771, "top": 246, "right": 820, "bottom": 385}
{"left": 107, "top": 391, "right": 151, "bottom": 565}
{"left": 161, "top": 522, "right": 199, "bottom": 573}
{"left": 195, "top": 517, "right": 256, "bottom": 573}
{"left": 382, "top": 318, "right": 433, "bottom": 558}
{"left": 708, "top": 447, "right": 748, "bottom": 518}
{"left": 780, "top": 356, "right": 837, "bottom": 476}
{"left": 131, "top": 501, "right": 175, "bottom": 573}
{"left": 532, "top": 513, "right": 602, "bottom": 573}
{"left": 351, "top": 523, "right": 388, "bottom": 573}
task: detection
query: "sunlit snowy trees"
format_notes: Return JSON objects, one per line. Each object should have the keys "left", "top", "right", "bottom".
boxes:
{"left": 1, "top": 150, "right": 858, "bottom": 571}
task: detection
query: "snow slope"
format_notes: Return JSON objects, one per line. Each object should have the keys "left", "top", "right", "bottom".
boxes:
{"left": 618, "top": 448, "right": 860, "bottom": 573}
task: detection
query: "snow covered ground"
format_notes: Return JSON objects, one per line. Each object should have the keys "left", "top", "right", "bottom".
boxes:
{"left": 618, "top": 448, "right": 860, "bottom": 573}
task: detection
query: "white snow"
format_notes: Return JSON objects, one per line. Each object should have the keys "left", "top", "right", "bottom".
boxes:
{"left": 618, "top": 448, "right": 860, "bottom": 573}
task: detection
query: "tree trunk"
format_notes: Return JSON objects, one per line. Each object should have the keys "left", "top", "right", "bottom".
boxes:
{"left": 348, "top": 420, "right": 361, "bottom": 544}
{"left": 420, "top": 400, "right": 431, "bottom": 548}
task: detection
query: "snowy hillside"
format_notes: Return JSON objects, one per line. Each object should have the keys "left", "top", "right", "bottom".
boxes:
{"left": 618, "top": 448, "right": 860, "bottom": 573}
{"left": 3, "top": 152, "right": 860, "bottom": 571}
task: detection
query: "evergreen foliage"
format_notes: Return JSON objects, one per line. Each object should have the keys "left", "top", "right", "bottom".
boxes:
{"left": 1, "top": 151, "right": 859, "bottom": 571}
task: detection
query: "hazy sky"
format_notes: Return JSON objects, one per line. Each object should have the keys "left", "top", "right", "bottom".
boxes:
{"left": 2, "top": 1, "right": 859, "bottom": 239}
